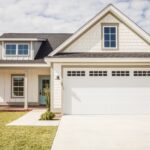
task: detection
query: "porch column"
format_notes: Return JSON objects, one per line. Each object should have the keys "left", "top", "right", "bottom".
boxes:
{"left": 50, "top": 67, "right": 52, "bottom": 111}
{"left": 24, "top": 70, "right": 28, "bottom": 109}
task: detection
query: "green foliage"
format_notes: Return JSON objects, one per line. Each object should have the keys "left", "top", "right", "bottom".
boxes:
{"left": 46, "top": 96, "right": 50, "bottom": 111}
{"left": 40, "top": 111, "right": 55, "bottom": 120}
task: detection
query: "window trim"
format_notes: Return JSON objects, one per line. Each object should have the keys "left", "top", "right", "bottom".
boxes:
{"left": 5, "top": 43, "right": 30, "bottom": 56}
{"left": 5, "top": 43, "right": 17, "bottom": 56}
{"left": 11, "top": 75, "right": 25, "bottom": 98}
{"left": 102, "top": 25, "right": 118, "bottom": 50}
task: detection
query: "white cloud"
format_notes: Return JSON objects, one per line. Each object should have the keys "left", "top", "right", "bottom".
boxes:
{"left": 0, "top": 0, "right": 149, "bottom": 35}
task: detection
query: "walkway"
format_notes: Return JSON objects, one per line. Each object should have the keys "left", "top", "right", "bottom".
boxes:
{"left": 7, "top": 109, "right": 59, "bottom": 126}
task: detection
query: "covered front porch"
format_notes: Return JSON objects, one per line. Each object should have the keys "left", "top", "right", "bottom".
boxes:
{"left": 0, "top": 66, "right": 51, "bottom": 110}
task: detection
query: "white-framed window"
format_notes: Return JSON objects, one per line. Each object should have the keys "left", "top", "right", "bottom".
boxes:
{"left": 5, "top": 43, "right": 29, "bottom": 56}
{"left": 18, "top": 44, "right": 29, "bottom": 55}
{"left": 6, "top": 44, "right": 17, "bottom": 55}
{"left": 12, "top": 75, "right": 24, "bottom": 98}
{"left": 103, "top": 26, "right": 117, "bottom": 49}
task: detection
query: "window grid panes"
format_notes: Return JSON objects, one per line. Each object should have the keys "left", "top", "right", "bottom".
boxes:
{"left": 6, "top": 43, "right": 29, "bottom": 56}
{"left": 89, "top": 71, "right": 107, "bottom": 76}
{"left": 134, "top": 71, "right": 150, "bottom": 76}
{"left": 18, "top": 44, "right": 29, "bottom": 55}
{"left": 12, "top": 76, "right": 24, "bottom": 97}
{"left": 103, "top": 26, "right": 117, "bottom": 48}
{"left": 6, "top": 44, "right": 16, "bottom": 55}
{"left": 67, "top": 71, "right": 85, "bottom": 77}
{"left": 112, "top": 71, "right": 130, "bottom": 76}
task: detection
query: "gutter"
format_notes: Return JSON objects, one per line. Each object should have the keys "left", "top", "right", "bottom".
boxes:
{"left": 45, "top": 57, "right": 150, "bottom": 63}
{"left": 0, "top": 63, "right": 50, "bottom": 67}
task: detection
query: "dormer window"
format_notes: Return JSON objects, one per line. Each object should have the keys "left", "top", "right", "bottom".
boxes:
{"left": 6, "top": 44, "right": 16, "bottom": 55}
{"left": 103, "top": 25, "right": 117, "bottom": 49}
{"left": 5, "top": 43, "right": 29, "bottom": 56}
{"left": 18, "top": 44, "right": 29, "bottom": 55}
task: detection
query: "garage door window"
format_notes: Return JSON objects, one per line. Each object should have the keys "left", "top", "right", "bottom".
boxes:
{"left": 134, "top": 71, "right": 150, "bottom": 76}
{"left": 67, "top": 71, "right": 85, "bottom": 77}
{"left": 112, "top": 71, "right": 130, "bottom": 76}
{"left": 89, "top": 71, "right": 107, "bottom": 76}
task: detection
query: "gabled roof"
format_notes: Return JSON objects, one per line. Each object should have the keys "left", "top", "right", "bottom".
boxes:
{"left": 50, "top": 4, "right": 150, "bottom": 56}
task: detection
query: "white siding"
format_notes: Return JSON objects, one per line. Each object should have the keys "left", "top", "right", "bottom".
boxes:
{"left": 51, "top": 63, "right": 62, "bottom": 112}
{"left": 0, "top": 68, "right": 49, "bottom": 104}
{"left": 0, "top": 42, "right": 2, "bottom": 59}
{"left": 0, "top": 70, "right": 4, "bottom": 102}
{"left": 63, "top": 13, "right": 150, "bottom": 53}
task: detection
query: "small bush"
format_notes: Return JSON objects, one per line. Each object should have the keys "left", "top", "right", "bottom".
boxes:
{"left": 40, "top": 111, "right": 55, "bottom": 120}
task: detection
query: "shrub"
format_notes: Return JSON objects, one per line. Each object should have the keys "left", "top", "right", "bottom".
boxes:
{"left": 40, "top": 111, "right": 55, "bottom": 120}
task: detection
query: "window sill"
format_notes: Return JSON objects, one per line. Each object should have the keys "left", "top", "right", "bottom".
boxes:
{"left": 4, "top": 55, "right": 29, "bottom": 57}
{"left": 11, "top": 96, "right": 25, "bottom": 99}
{"left": 102, "top": 48, "right": 118, "bottom": 51}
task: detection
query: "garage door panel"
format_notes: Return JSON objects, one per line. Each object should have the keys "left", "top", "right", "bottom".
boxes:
{"left": 63, "top": 68, "right": 150, "bottom": 114}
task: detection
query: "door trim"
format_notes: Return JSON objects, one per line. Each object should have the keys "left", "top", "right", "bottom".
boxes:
{"left": 38, "top": 75, "right": 50, "bottom": 105}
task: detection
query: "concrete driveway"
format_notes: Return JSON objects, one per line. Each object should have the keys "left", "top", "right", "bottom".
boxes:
{"left": 52, "top": 115, "right": 150, "bottom": 150}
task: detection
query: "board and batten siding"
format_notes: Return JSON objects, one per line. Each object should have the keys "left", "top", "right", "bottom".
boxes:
{"left": 63, "top": 13, "right": 150, "bottom": 53}
{"left": 0, "top": 68, "right": 49, "bottom": 104}
{"left": 0, "top": 42, "right": 2, "bottom": 59}
{"left": 51, "top": 63, "right": 62, "bottom": 112}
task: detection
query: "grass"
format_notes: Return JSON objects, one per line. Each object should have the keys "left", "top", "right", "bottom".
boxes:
{"left": 0, "top": 112, "right": 57, "bottom": 150}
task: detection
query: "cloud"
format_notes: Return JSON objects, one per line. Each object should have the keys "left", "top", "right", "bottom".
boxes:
{"left": 0, "top": 0, "right": 149, "bottom": 35}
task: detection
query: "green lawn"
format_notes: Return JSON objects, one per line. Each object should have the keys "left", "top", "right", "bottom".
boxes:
{"left": 0, "top": 112, "right": 57, "bottom": 150}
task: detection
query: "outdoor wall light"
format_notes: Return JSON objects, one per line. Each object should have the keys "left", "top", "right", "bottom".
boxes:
{"left": 56, "top": 75, "right": 60, "bottom": 80}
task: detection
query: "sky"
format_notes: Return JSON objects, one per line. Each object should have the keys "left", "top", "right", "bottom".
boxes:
{"left": 0, "top": 0, "right": 149, "bottom": 35}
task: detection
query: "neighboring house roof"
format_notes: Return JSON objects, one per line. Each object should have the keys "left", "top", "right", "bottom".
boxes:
{"left": 49, "top": 4, "right": 150, "bottom": 56}
{"left": 48, "top": 52, "right": 150, "bottom": 58}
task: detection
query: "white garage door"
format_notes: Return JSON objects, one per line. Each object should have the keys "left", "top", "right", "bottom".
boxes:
{"left": 63, "top": 68, "right": 150, "bottom": 114}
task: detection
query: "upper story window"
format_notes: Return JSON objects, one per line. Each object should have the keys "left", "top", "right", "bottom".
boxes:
{"left": 18, "top": 44, "right": 29, "bottom": 55}
{"left": 6, "top": 44, "right": 16, "bottom": 55}
{"left": 5, "top": 43, "right": 29, "bottom": 56}
{"left": 103, "top": 25, "right": 117, "bottom": 49}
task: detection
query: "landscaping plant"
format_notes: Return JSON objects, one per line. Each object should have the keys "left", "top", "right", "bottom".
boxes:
{"left": 40, "top": 83, "right": 55, "bottom": 120}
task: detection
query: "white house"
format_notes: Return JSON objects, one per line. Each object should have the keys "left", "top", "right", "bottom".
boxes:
{"left": 0, "top": 4, "right": 150, "bottom": 114}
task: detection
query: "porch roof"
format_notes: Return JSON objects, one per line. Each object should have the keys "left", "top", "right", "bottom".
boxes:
{"left": 0, "top": 59, "right": 50, "bottom": 67}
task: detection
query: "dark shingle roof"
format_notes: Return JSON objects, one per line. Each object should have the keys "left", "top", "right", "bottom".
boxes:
{"left": 48, "top": 52, "right": 150, "bottom": 58}
{"left": 0, "top": 33, "right": 72, "bottom": 49}
{"left": 35, "top": 34, "right": 72, "bottom": 59}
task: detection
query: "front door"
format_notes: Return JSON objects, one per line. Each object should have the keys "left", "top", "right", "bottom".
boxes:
{"left": 39, "top": 76, "right": 50, "bottom": 105}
